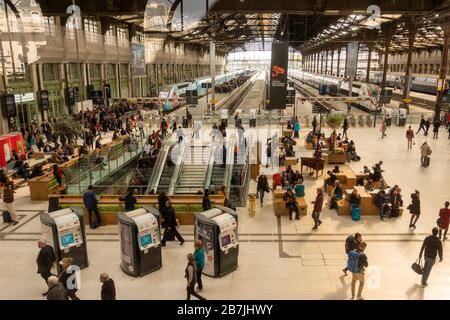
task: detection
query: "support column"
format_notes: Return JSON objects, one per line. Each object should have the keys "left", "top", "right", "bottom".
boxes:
{"left": 320, "top": 53, "right": 324, "bottom": 74}
{"left": 376, "top": 22, "right": 397, "bottom": 127}
{"left": 330, "top": 50, "right": 334, "bottom": 76}
{"left": 435, "top": 17, "right": 450, "bottom": 122}
{"left": 324, "top": 50, "right": 328, "bottom": 75}
{"left": 402, "top": 18, "right": 417, "bottom": 112}
{"left": 366, "top": 44, "right": 373, "bottom": 83}
{"left": 381, "top": 23, "right": 396, "bottom": 88}
{"left": 336, "top": 48, "right": 341, "bottom": 77}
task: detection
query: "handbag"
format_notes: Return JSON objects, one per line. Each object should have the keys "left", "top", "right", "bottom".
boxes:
{"left": 437, "top": 217, "right": 444, "bottom": 229}
{"left": 411, "top": 258, "right": 423, "bottom": 275}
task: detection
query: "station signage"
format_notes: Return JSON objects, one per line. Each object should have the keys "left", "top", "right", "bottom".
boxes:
{"left": 38, "top": 90, "right": 50, "bottom": 111}
{"left": 267, "top": 42, "right": 289, "bottom": 110}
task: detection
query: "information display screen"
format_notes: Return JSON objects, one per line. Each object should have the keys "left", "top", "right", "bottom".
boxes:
{"left": 221, "top": 234, "right": 231, "bottom": 247}
{"left": 60, "top": 233, "right": 75, "bottom": 247}
{"left": 140, "top": 234, "right": 152, "bottom": 247}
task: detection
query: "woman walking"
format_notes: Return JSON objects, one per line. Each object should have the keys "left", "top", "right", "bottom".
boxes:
{"left": 256, "top": 174, "right": 270, "bottom": 207}
{"left": 58, "top": 257, "right": 80, "bottom": 300}
{"left": 408, "top": 190, "right": 421, "bottom": 229}
{"left": 193, "top": 240, "right": 205, "bottom": 291}
{"left": 293, "top": 117, "right": 301, "bottom": 139}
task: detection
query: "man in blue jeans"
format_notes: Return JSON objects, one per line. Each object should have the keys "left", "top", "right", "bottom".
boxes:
{"left": 419, "top": 227, "right": 443, "bottom": 288}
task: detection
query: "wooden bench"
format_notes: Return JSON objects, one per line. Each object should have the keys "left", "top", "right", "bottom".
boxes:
{"left": 335, "top": 170, "right": 357, "bottom": 189}
{"left": 273, "top": 190, "right": 307, "bottom": 217}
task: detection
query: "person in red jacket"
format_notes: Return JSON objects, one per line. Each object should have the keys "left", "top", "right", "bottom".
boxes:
{"left": 272, "top": 172, "right": 282, "bottom": 190}
{"left": 311, "top": 188, "right": 324, "bottom": 230}
{"left": 438, "top": 201, "right": 450, "bottom": 240}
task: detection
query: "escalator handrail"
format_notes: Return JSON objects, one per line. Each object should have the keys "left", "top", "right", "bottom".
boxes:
{"left": 223, "top": 134, "right": 237, "bottom": 194}
{"left": 146, "top": 132, "right": 176, "bottom": 194}
{"left": 167, "top": 138, "right": 188, "bottom": 195}
{"left": 203, "top": 136, "right": 218, "bottom": 191}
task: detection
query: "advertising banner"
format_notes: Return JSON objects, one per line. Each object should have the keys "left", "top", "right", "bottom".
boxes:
{"left": 131, "top": 43, "right": 146, "bottom": 77}
{"left": 268, "top": 42, "right": 288, "bottom": 110}
{"left": 345, "top": 41, "right": 359, "bottom": 78}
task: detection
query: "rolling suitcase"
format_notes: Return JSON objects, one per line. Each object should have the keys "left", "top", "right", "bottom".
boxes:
{"left": 351, "top": 206, "right": 361, "bottom": 221}
{"left": 2, "top": 211, "right": 12, "bottom": 223}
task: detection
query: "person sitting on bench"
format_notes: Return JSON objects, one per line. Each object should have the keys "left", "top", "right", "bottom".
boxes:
{"left": 329, "top": 181, "right": 343, "bottom": 209}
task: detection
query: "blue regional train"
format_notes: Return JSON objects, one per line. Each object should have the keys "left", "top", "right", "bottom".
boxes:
{"left": 159, "top": 70, "right": 246, "bottom": 112}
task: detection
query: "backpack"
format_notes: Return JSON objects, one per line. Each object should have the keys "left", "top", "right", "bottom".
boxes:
{"left": 347, "top": 250, "right": 361, "bottom": 273}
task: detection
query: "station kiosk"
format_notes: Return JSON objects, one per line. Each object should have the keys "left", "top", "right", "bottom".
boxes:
{"left": 195, "top": 206, "right": 239, "bottom": 278}
{"left": 40, "top": 207, "right": 88, "bottom": 274}
{"left": 383, "top": 108, "right": 393, "bottom": 126}
{"left": 221, "top": 109, "right": 228, "bottom": 127}
{"left": 118, "top": 207, "right": 162, "bottom": 277}
{"left": 397, "top": 108, "right": 407, "bottom": 126}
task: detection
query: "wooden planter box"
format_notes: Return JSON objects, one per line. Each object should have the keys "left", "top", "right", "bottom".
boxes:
{"left": 58, "top": 194, "right": 225, "bottom": 226}
{"left": 326, "top": 152, "right": 347, "bottom": 164}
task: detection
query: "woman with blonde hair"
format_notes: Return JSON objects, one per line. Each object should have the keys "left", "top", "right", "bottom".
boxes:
{"left": 58, "top": 257, "right": 80, "bottom": 300}
{"left": 193, "top": 240, "right": 205, "bottom": 291}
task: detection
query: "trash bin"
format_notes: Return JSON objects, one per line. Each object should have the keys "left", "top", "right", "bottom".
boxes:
{"left": 248, "top": 193, "right": 257, "bottom": 217}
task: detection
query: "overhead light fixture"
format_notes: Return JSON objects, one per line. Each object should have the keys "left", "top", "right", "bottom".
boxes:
{"left": 325, "top": 10, "right": 339, "bottom": 15}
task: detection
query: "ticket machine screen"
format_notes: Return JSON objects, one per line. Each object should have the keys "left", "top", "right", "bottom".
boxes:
{"left": 221, "top": 234, "right": 231, "bottom": 247}
{"left": 60, "top": 233, "right": 75, "bottom": 248}
{"left": 140, "top": 234, "right": 152, "bottom": 247}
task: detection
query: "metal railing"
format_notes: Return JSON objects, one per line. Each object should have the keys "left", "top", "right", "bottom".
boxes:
{"left": 146, "top": 132, "right": 177, "bottom": 194}
{"left": 167, "top": 139, "right": 188, "bottom": 195}
{"left": 65, "top": 131, "right": 149, "bottom": 194}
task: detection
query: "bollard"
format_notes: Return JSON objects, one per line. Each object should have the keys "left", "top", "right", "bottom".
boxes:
{"left": 248, "top": 193, "right": 257, "bottom": 217}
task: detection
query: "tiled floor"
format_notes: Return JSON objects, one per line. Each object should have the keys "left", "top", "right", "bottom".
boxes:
{"left": 0, "top": 123, "right": 449, "bottom": 300}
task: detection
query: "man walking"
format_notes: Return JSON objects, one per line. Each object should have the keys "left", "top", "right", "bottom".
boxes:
{"left": 417, "top": 115, "right": 426, "bottom": 134}
{"left": 419, "top": 227, "right": 443, "bottom": 288}
{"left": 36, "top": 240, "right": 56, "bottom": 296}
{"left": 161, "top": 200, "right": 185, "bottom": 246}
{"left": 348, "top": 242, "right": 368, "bottom": 300}
{"left": 342, "top": 117, "right": 349, "bottom": 139}
{"left": 420, "top": 142, "right": 432, "bottom": 167}
{"left": 3, "top": 183, "right": 19, "bottom": 225}
{"left": 100, "top": 273, "right": 116, "bottom": 300}
{"left": 406, "top": 126, "right": 414, "bottom": 149}
{"left": 83, "top": 185, "right": 102, "bottom": 229}
{"left": 343, "top": 233, "right": 362, "bottom": 275}
{"left": 311, "top": 188, "right": 324, "bottom": 230}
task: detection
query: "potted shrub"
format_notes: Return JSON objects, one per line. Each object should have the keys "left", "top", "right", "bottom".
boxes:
{"left": 326, "top": 114, "right": 344, "bottom": 129}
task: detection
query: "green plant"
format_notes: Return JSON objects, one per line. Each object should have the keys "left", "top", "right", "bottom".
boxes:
{"left": 326, "top": 114, "right": 344, "bottom": 129}
{"left": 53, "top": 117, "right": 83, "bottom": 145}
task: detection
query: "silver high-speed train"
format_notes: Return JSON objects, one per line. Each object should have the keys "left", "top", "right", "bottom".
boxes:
{"left": 289, "top": 70, "right": 380, "bottom": 112}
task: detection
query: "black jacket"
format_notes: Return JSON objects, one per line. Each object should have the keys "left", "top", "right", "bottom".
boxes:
{"left": 420, "top": 235, "right": 443, "bottom": 260}
{"left": 164, "top": 207, "right": 177, "bottom": 228}
{"left": 36, "top": 245, "right": 56, "bottom": 274}
{"left": 374, "top": 192, "right": 386, "bottom": 209}
{"left": 409, "top": 193, "right": 421, "bottom": 215}
{"left": 101, "top": 279, "right": 116, "bottom": 300}
{"left": 120, "top": 194, "right": 137, "bottom": 211}
{"left": 158, "top": 194, "right": 169, "bottom": 212}
{"left": 202, "top": 196, "right": 212, "bottom": 211}
{"left": 257, "top": 176, "right": 269, "bottom": 192}
{"left": 59, "top": 268, "right": 78, "bottom": 294}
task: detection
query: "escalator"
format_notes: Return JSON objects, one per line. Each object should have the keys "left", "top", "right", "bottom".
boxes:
{"left": 174, "top": 145, "right": 210, "bottom": 194}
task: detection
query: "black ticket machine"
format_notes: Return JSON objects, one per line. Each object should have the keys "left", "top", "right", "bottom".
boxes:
{"left": 195, "top": 205, "right": 239, "bottom": 277}
{"left": 40, "top": 207, "right": 88, "bottom": 274}
{"left": 118, "top": 206, "right": 162, "bottom": 277}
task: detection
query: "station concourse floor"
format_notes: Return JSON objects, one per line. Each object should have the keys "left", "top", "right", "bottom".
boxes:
{"left": 1, "top": 124, "right": 450, "bottom": 300}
